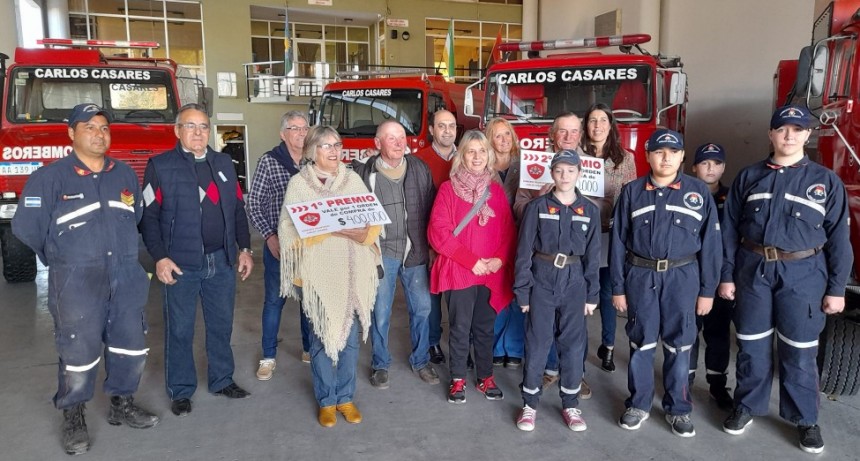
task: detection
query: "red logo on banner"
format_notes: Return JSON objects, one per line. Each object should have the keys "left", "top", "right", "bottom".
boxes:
{"left": 300, "top": 213, "right": 321, "bottom": 226}
{"left": 527, "top": 163, "right": 545, "bottom": 179}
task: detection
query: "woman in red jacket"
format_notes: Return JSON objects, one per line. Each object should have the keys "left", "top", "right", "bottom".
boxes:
{"left": 428, "top": 130, "right": 516, "bottom": 404}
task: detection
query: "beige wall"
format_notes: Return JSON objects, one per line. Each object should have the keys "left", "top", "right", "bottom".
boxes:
{"left": 0, "top": 1, "right": 18, "bottom": 52}
{"left": 541, "top": 0, "right": 815, "bottom": 181}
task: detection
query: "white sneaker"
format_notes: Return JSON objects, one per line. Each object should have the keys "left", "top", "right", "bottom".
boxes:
{"left": 516, "top": 405, "right": 537, "bottom": 431}
{"left": 256, "top": 358, "right": 276, "bottom": 381}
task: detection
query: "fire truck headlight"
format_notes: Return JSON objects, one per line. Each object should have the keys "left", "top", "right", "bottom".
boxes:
{"left": 0, "top": 203, "right": 17, "bottom": 219}
{"left": 2, "top": 192, "right": 17, "bottom": 199}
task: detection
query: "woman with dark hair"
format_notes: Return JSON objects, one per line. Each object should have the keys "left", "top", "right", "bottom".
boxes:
{"left": 428, "top": 129, "right": 516, "bottom": 404}
{"left": 582, "top": 103, "right": 637, "bottom": 372}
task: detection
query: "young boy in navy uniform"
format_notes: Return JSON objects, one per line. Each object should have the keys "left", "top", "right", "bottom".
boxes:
{"left": 610, "top": 129, "right": 721, "bottom": 437}
{"left": 689, "top": 142, "right": 734, "bottom": 410}
{"left": 718, "top": 105, "right": 852, "bottom": 454}
{"left": 12, "top": 104, "right": 159, "bottom": 455}
{"left": 513, "top": 150, "right": 600, "bottom": 432}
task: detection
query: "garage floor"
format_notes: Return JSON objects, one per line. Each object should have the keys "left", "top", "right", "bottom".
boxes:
{"left": 1, "top": 240, "right": 858, "bottom": 460}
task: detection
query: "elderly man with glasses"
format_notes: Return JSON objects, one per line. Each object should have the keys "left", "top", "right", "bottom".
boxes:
{"left": 140, "top": 103, "right": 254, "bottom": 418}
{"left": 246, "top": 111, "right": 313, "bottom": 381}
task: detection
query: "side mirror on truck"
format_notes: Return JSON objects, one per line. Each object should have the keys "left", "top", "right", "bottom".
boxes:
{"left": 810, "top": 44, "right": 828, "bottom": 98}
{"left": 200, "top": 87, "right": 214, "bottom": 116}
{"left": 464, "top": 88, "right": 474, "bottom": 117}
{"left": 668, "top": 73, "right": 687, "bottom": 105}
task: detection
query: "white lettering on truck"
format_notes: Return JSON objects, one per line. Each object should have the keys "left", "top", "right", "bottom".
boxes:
{"left": 2, "top": 145, "right": 73, "bottom": 160}
{"left": 33, "top": 68, "right": 152, "bottom": 80}
{"left": 497, "top": 67, "right": 639, "bottom": 85}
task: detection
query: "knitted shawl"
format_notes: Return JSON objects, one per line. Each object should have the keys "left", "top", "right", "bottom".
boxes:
{"left": 278, "top": 163, "right": 380, "bottom": 363}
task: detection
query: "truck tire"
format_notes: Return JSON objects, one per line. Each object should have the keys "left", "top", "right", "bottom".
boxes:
{"left": 817, "top": 313, "right": 860, "bottom": 396}
{"left": 0, "top": 224, "right": 37, "bottom": 283}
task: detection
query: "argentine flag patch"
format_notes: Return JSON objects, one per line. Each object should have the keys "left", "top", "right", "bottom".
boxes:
{"left": 24, "top": 196, "right": 41, "bottom": 208}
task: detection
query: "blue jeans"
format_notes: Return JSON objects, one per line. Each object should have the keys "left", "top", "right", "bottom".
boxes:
{"left": 429, "top": 292, "right": 443, "bottom": 347}
{"left": 309, "top": 315, "right": 360, "bottom": 407}
{"left": 493, "top": 299, "right": 525, "bottom": 359}
{"left": 163, "top": 249, "right": 236, "bottom": 400}
{"left": 370, "top": 256, "right": 432, "bottom": 371}
{"left": 597, "top": 266, "right": 616, "bottom": 347}
{"left": 261, "top": 247, "right": 310, "bottom": 358}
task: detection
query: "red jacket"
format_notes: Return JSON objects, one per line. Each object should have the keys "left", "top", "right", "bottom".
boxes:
{"left": 428, "top": 180, "right": 515, "bottom": 312}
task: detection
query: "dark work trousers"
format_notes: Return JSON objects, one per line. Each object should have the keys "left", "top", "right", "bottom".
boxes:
{"left": 49, "top": 262, "right": 150, "bottom": 409}
{"left": 689, "top": 295, "right": 734, "bottom": 387}
{"left": 733, "top": 250, "right": 826, "bottom": 426}
{"left": 521, "top": 260, "right": 587, "bottom": 409}
{"left": 447, "top": 285, "right": 497, "bottom": 381}
{"left": 625, "top": 263, "right": 698, "bottom": 416}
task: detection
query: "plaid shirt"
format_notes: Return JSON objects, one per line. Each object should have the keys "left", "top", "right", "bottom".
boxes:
{"left": 246, "top": 144, "right": 299, "bottom": 239}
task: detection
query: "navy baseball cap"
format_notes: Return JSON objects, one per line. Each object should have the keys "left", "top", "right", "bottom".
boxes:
{"left": 770, "top": 105, "right": 813, "bottom": 129}
{"left": 646, "top": 129, "right": 684, "bottom": 151}
{"left": 550, "top": 149, "right": 581, "bottom": 168}
{"left": 67, "top": 103, "right": 111, "bottom": 127}
{"left": 694, "top": 143, "right": 725, "bottom": 164}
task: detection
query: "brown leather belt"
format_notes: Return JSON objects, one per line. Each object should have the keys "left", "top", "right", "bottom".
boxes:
{"left": 627, "top": 253, "right": 696, "bottom": 272}
{"left": 535, "top": 251, "right": 580, "bottom": 268}
{"left": 741, "top": 239, "right": 820, "bottom": 262}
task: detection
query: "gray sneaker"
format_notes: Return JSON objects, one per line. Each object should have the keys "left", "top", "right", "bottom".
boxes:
{"left": 618, "top": 407, "right": 649, "bottom": 430}
{"left": 665, "top": 413, "right": 696, "bottom": 437}
{"left": 370, "top": 369, "right": 389, "bottom": 389}
{"left": 723, "top": 407, "right": 753, "bottom": 435}
{"left": 416, "top": 364, "right": 440, "bottom": 385}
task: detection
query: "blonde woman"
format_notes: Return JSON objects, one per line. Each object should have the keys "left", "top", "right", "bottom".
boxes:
{"left": 278, "top": 125, "right": 381, "bottom": 427}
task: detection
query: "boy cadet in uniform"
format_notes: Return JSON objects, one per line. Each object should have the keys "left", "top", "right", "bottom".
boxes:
{"left": 13, "top": 104, "right": 159, "bottom": 455}
{"left": 610, "top": 129, "right": 721, "bottom": 437}
{"left": 719, "top": 105, "right": 852, "bottom": 454}
{"left": 513, "top": 149, "right": 600, "bottom": 432}
{"left": 689, "top": 142, "right": 734, "bottom": 410}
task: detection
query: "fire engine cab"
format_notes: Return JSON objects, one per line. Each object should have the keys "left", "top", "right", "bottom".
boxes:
{"left": 0, "top": 38, "right": 212, "bottom": 282}
{"left": 309, "top": 69, "right": 484, "bottom": 162}
{"left": 466, "top": 34, "right": 687, "bottom": 175}
{"left": 775, "top": 0, "right": 860, "bottom": 396}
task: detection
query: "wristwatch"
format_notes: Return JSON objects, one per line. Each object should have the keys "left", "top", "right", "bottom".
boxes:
{"left": 240, "top": 248, "right": 254, "bottom": 256}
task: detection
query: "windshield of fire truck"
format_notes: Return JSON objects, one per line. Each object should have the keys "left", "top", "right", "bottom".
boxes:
{"left": 7, "top": 67, "right": 178, "bottom": 124}
{"left": 317, "top": 89, "right": 422, "bottom": 137}
{"left": 486, "top": 65, "right": 651, "bottom": 123}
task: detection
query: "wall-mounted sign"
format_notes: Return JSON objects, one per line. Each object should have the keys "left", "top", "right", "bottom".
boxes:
{"left": 386, "top": 18, "right": 409, "bottom": 28}
{"left": 308, "top": 0, "right": 332, "bottom": 5}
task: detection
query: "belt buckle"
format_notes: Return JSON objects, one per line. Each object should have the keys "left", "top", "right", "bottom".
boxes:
{"left": 656, "top": 259, "right": 669, "bottom": 272}
{"left": 553, "top": 253, "right": 568, "bottom": 269}
{"left": 763, "top": 246, "right": 778, "bottom": 262}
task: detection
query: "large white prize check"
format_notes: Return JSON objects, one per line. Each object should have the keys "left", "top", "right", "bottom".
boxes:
{"left": 286, "top": 193, "right": 391, "bottom": 238}
{"left": 518, "top": 149, "right": 606, "bottom": 198}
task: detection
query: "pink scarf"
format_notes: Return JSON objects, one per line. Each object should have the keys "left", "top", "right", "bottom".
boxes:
{"left": 450, "top": 168, "right": 495, "bottom": 226}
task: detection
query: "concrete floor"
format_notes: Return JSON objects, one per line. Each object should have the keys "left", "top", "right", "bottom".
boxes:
{"left": 1, "top": 238, "right": 859, "bottom": 461}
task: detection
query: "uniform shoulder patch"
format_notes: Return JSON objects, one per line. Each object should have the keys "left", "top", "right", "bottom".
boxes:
{"left": 806, "top": 184, "right": 827, "bottom": 203}
{"left": 548, "top": 206, "right": 559, "bottom": 215}
{"left": 683, "top": 192, "right": 704, "bottom": 210}
{"left": 24, "top": 196, "right": 41, "bottom": 208}
{"left": 120, "top": 189, "right": 135, "bottom": 207}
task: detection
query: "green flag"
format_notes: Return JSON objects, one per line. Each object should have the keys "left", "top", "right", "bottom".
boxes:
{"left": 444, "top": 19, "right": 454, "bottom": 80}
{"left": 284, "top": 8, "right": 293, "bottom": 75}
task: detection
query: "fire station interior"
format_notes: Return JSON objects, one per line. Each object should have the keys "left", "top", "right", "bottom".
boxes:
{"left": 1, "top": 1, "right": 859, "bottom": 459}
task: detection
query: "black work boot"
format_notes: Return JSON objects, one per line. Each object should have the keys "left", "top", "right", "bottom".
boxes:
{"left": 61, "top": 403, "right": 90, "bottom": 456}
{"left": 107, "top": 395, "right": 160, "bottom": 429}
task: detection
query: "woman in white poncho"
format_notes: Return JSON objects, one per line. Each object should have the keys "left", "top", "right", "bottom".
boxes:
{"left": 278, "top": 125, "right": 381, "bottom": 428}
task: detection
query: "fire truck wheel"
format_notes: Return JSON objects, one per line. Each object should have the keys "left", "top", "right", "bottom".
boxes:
{"left": 817, "top": 309, "right": 860, "bottom": 396}
{"left": 0, "top": 224, "right": 37, "bottom": 283}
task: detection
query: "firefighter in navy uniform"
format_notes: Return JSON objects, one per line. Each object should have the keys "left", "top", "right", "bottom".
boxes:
{"left": 513, "top": 149, "right": 601, "bottom": 432}
{"left": 688, "top": 142, "right": 734, "bottom": 410}
{"left": 12, "top": 104, "right": 158, "bottom": 456}
{"left": 719, "top": 105, "right": 852, "bottom": 455}
{"left": 610, "top": 129, "right": 721, "bottom": 438}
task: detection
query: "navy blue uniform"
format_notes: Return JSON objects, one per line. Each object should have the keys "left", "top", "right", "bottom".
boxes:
{"left": 722, "top": 155, "right": 851, "bottom": 425}
{"left": 12, "top": 153, "right": 150, "bottom": 409}
{"left": 690, "top": 183, "right": 733, "bottom": 388}
{"left": 610, "top": 173, "right": 721, "bottom": 415}
{"left": 514, "top": 191, "right": 600, "bottom": 409}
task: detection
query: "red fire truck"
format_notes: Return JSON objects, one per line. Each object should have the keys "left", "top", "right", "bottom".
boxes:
{"left": 309, "top": 70, "right": 484, "bottom": 162}
{"left": 0, "top": 39, "right": 212, "bottom": 282}
{"left": 465, "top": 34, "right": 687, "bottom": 176}
{"left": 775, "top": 0, "right": 860, "bottom": 396}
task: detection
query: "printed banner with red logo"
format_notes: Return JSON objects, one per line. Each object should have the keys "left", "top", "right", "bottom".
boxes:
{"left": 518, "top": 150, "right": 605, "bottom": 197}
{"left": 286, "top": 193, "right": 391, "bottom": 238}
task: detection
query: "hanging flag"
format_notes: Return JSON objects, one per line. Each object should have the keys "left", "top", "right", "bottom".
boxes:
{"left": 284, "top": 8, "right": 293, "bottom": 76}
{"left": 444, "top": 19, "right": 455, "bottom": 80}
{"left": 486, "top": 25, "right": 503, "bottom": 69}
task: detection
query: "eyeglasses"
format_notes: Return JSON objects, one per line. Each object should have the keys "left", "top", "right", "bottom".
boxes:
{"left": 177, "top": 122, "right": 209, "bottom": 131}
{"left": 285, "top": 126, "right": 310, "bottom": 133}
{"left": 317, "top": 142, "right": 343, "bottom": 150}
